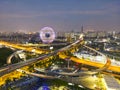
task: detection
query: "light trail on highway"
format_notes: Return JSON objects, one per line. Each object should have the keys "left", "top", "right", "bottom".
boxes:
{"left": 59, "top": 46, "right": 120, "bottom": 73}
{"left": 0, "top": 37, "right": 120, "bottom": 78}
{"left": 0, "top": 38, "right": 83, "bottom": 77}
{"left": 0, "top": 41, "right": 49, "bottom": 54}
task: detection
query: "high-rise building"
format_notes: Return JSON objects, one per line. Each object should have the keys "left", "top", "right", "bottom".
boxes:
{"left": 81, "top": 25, "right": 83, "bottom": 33}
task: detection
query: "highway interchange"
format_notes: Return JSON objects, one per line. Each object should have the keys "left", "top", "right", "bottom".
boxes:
{"left": 0, "top": 38, "right": 120, "bottom": 80}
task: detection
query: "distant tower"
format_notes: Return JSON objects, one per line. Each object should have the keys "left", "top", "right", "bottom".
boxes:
{"left": 81, "top": 26, "right": 83, "bottom": 33}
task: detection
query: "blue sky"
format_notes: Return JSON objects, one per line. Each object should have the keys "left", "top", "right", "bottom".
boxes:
{"left": 0, "top": 0, "right": 120, "bottom": 32}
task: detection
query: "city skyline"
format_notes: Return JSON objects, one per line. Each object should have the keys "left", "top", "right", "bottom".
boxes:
{"left": 0, "top": 0, "right": 120, "bottom": 32}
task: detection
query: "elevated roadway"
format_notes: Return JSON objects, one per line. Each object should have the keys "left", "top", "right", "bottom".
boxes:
{"left": 59, "top": 51, "right": 120, "bottom": 73}
{"left": 0, "top": 37, "right": 120, "bottom": 77}
{"left": 0, "top": 41, "right": 49, "bottom": 54}
{"left": 0, "top": 38, "right": 83, "bottom": 77}
{"left": 0, "top": 54, "right": 48, "bottom": 77}
{"left": 20, "top": 43, "right": 68, "bottom": 47}
{"left": 7, "top": 50, "right": 24, "bottom": 64}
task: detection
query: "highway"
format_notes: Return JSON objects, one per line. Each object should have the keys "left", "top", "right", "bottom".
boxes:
{"left": 20, "top": 43, "right": 68, "bottom": 47}
{"left": 34, "top": 67, "right": 97, "bottom": 76}
{"left": 59, "top": 43, "right": 120, "bottom": 73}
{"left": 0, "top": 41, "right": 49, "bottom": 54}
{"left": 0, "top": 37, "right": 120, "bottom": 89}
{"left": 0, "top": 39, "right": 83, "bottom": 77}
{"left": 16, "top": 69, "right": 56, "bottom": 79}
{"left": 0, "top": 37, "right": 120, "bottom": 78}
{"left": 7, "top": 50, "right": 24, "bottom": 64}
{"left": 59, "top": 52, "right": 120, "bottom": 73}
{"left": 0, "top": 49, "right": 66, "bottom": 77}
{"left": 0, "top": 54, "right": 48, "bottom": 77}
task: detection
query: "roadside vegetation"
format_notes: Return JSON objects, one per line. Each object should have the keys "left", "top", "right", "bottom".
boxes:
{"left": 0, "top": 47, "right": 13, "bottom": 67}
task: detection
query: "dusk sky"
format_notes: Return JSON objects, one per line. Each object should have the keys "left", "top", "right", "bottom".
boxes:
{"left": 0, "top": 0, "right": 120, "bottom": 32}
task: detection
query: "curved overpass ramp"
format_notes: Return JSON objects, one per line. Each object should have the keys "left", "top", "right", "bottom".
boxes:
{"left": 59, "top": 52, "right": 120, "bottom": 73}
{"left": 0, "top": 38, "right": 120, "bottom": 76}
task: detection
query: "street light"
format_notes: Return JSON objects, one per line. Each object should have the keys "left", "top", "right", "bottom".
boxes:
{"left": 68, "top": 83, "right": 74, "bottom": 86}
{"left": 78, "top": 85, "right": 84, "bottom": 88}
{"left": 68, "top": 83, "right": 74, "bottom": 90}
{"left": 50, "top": 46, "right": 53, "bottom": 50}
